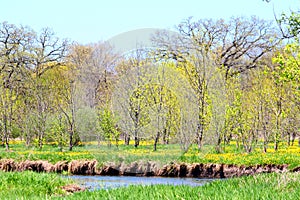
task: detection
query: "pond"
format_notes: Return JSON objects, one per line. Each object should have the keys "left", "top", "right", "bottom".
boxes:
{"left": 66, "top": 175, "right": 214, "bottom": 190}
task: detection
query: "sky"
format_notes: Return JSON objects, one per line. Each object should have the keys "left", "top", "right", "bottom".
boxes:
{"left": 1, "top": 0, "right": 299, "bottom": 44}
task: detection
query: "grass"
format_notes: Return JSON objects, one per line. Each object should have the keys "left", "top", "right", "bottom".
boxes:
{"left": 1, "top": 140, "right": 300, "bottom": 169}
{"left": 180, "top": 143, "right": 300, "bottom": 169}
{"left": 0, "top": 169, "right": 300, "bottom": 199}
{"left": 0, "top": 143, "right": 94, "bottom": 163}
{"left": 59, "top": 172, "right": 300, "bottom": 200}
{"left": 0, "top": 171, "right": 73, "bottom": 200}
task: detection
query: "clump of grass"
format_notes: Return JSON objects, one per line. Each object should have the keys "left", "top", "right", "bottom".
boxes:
{"left": 0, "top": 171, "right": 73, "bottom": 200}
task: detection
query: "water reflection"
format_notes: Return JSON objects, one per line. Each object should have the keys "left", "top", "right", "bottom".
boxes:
{"left": 66, "top": 175, "right": 214, "bottom": 190}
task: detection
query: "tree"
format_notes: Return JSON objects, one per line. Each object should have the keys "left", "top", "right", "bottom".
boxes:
{"left": 273, "top": 43, "right": 300, "bottom": 147}
{"left": 216, "top": 16, "right": 280, "bottom": 78}
{"left": 208, "top": 67, "right": 226, "bottom": 153}
{"left": 113, "top": 61, "right": 197, "bottom": 151}
{"left": 25, "top": 28, "right": 68, "bottom": 149}
{"left": 68, "top": 42, "right": 116, "bottom": 108}
{"left": 153, "top": 16, "right": 280, "bottom": 151}
{"left": 113, "top": 49, "right": 153, "bottom": 147}
{"left": 154, "top": 19, "right": 220, "bottom": 150}
{"left": 67, "top": 42, "right": 116, "bottom": 147}
{"left": 98, "top": 108, "right": 120, "bottom": 147}
{"left": 47, "top": 114, "right": 68, "bottom": 152}
{"left": 277, "top": 11, "right": 300, "bottom": 39}
{"left": 42, "top": 63, "right": 79, "bottom": 151}
{"left": 0, "top": 22, "right": 33, "bottom": 150}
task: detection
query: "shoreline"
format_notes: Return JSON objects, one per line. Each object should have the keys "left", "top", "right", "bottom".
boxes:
{"left": 0, "top": 159, "right": 294, "bottom": 178}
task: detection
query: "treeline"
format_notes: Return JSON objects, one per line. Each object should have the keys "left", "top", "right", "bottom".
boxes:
{"left": 0, "top": 15, "right": 299, "bottom": 153}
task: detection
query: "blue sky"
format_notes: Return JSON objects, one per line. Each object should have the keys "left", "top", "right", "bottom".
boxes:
{"left": 1, "top": 0, "right": 299, "bottom": 44}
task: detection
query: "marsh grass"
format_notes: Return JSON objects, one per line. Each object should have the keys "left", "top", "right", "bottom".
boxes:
{"left": 58, "top": 173, "right": 300, "bottom": 200}
{"left": 0, "top": 168, "right": 300, "bottom": 199}
{"left": 0, "top": 171, "right": 73, "bottom": 200}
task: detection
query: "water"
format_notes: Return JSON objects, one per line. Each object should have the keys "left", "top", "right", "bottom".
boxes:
{"left": 66, "top": 175, "right": 214, "bottom": 190}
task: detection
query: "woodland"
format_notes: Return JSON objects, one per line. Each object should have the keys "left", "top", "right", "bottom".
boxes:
{"left": 0, "top": 12, "right": 300, "bottom": 155}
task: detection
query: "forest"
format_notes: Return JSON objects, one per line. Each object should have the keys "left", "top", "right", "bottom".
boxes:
{"left": 0, "top": 13, "right": 299, "bottom": 155}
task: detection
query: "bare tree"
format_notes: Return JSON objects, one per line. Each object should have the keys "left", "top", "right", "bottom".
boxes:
{"left": 28, "top": 28, "right": 68, "bottom": 149}
{"left": 153, "top": 16, "right": 280, "bottom": 150}
{"left": 0, "top": 22, "right": 33, "bottom": 150}
{"left": 67, "top": 42, "right": 116, "bottom": 146}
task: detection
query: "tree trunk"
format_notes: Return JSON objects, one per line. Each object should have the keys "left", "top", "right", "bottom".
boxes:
{"left": 38, "top": 135, "right": 43, "bottom": 149}
{"left": 291, "top": 133, "right": 296, "bottom": 146}
{"left": 162, "top": 128, "right": 169, "bottom": 144}
{"left": 134, "top": 128, "right": 139, "bottom": 148}
{"left": 125, "top": 134, "right": 130, "bottom": 145}
{"left": 69, "top": 132, "right": 73, "bottom": 151}
{"left": 3, "top": 114, "right": 9, "bottom": 151}
{"left": 196, "top": 123, "right": 203, "bottom": 151}
{"left": 4, "top": 120, "right": 9, "bottom": 151}
{"left": 197, "top": 115, "right": 204, "bottom": 151}
{"left": 215, "top": 132, "right": 222, "bottom": 153}
{"left": 154, "top": 132, "right": 160, "bottom": 151}
{"left": 274, "top": 98, "right": 282, "bottom": 151}
{"left": 134, "top": 136, "right": 139, "bottom": 148}
{"left": 263, "top": 125, "right": 268, "bottom": 153}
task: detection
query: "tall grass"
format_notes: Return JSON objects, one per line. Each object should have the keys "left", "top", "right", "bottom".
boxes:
{"left": 61, "top": 173, "right": 300, "bottom": 200}
{"left": 0, "top": 171, "right": 72, "bottom": 200}
{"left": 0, "top": 171, "right": 299, "bottom": 199}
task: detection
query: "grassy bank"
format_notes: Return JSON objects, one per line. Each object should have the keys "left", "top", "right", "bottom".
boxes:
{"left": 1, "top": 140, "right": 300, "bottom": 169}
{"left": 1, "top": 171, "right": 299, "bottom": 199}
{"left": 0, "top": 171, "right": 73, "bottom": 200}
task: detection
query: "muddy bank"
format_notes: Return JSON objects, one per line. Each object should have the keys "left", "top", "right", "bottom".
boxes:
{"left": 0, "top": 159, "right": 291, "bottom": 178}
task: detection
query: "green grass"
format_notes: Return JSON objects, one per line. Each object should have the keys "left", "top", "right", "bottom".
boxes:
{"left": 0, "top": 171, "right": 300, "bottom": 199}
{"left": 179, "top": 142, "right": 300, "bottom": 169}
{"left": 86, "top": 143, "right": 182, "bottom": 165}
{"left": 0, "top": 142, "right": 95, "bottom": 163}
{"left": 0, "top": 171, "right": 73, "bottom": 200}
{"left": 1, "top": 140, "right": 300, "bottom": 169}
{"left": 61, "top": 173, "right": 300, "bottom": 200}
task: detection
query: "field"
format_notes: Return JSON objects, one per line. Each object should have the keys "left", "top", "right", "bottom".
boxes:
{"left": 1, "top": 140, "right": 300, "bottom": 169}
{"left": 1, "top": 171, "right": 300, "bottom": 199}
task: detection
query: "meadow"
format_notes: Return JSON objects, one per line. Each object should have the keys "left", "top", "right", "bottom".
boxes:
{"left": 1, "top": 140, "right": 300, "bottom": 169}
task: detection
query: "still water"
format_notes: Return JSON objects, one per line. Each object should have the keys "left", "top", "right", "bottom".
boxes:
{"left": 66, "top": 175, "right": 214, "bottom": 190}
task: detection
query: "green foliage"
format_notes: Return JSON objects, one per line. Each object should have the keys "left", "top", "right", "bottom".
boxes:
{"left": 279, "top": 11, "right": 300, "bottom": 39}
{"left": 46, "top": 114, "right": 68, "bottom": 151}
{"left": 273, "top": 43, "right": 300, "bottom": 83}
{"left": 98, "top": 108, "right": 120, "bottom": 146}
